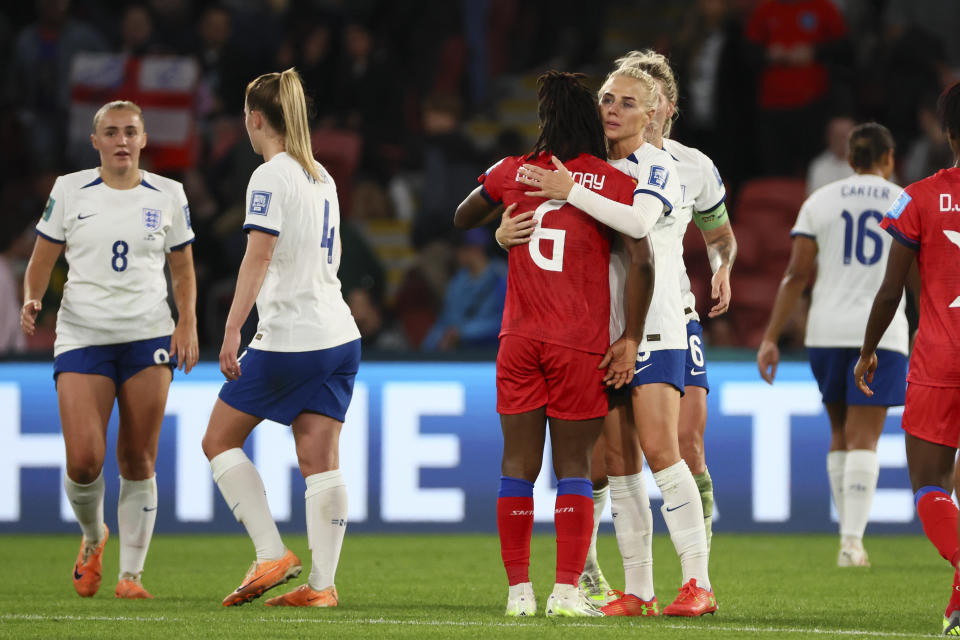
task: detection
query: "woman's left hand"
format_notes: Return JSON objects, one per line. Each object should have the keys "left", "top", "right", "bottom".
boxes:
{"left": 219, "top": 327, "right": 243, "bottom": 381}
{"left": 170, "top": 319, "right": 199, "bottom": 374}
{"left": 518, "top": 156, "right": 575, "bottom": 200}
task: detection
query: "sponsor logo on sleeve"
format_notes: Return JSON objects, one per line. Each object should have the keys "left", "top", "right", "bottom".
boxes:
{"left": 142, "top": 208, "right": 161, "bottom": 231}
{"left": 648, "top": 165, "right": 669, "bottom": 189}
{"left": 249, "top": 191, "right": 272, "bottom": 216}
{"left": 885, "top": 190, "right": 911, "bottom": 219}
{"left": 42, "top": 197, "right": 55, "bottom": 221}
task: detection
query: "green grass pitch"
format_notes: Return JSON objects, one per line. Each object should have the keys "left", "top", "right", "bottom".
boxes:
{"left": 0, "top": 532, "right": 949, "bottom": 638}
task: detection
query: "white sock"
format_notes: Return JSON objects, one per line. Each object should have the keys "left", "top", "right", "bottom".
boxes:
{"left": 654, "top": 460, "right": 710, "bottom": 590}
{"left": 583, "top": 484, "right": 608, "bottom": 574}
{"left": 210, "top": 448, "right": 285, "bottom": 561}
{"left": 64, "top": 472, "right": 105, "bottom": 544}
{"left": 827, "top": 450, "right": 846, "bottom": 533}
{"left": 609, "top": 473, "right": 655, "bottom": 600}
{"left": 305, "top": 470, "right": 348, "bottom": 591}
{"left": 840, "top": 449, "right": 879, "bottom": 541}
{"left": 117, "top": 475, "right": 157, "bottom": 579}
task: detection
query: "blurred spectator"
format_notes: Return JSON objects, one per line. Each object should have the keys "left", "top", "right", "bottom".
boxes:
{"left": 194, "top": 5, "right": 257, "bottom": 117}
{"left": 339, "top": 219, "right": 387, "bottom": 310}
{"left": 7, "top": 0, "right": 108, "bottom": 171}
{"left": 884, "top": 0, "right": 960, "bottom": 76}
{"left": 0, "top": 227, "right": 34, "bottom": 356}
{"left": 347, "top": 288, "right": 408, "bottom": 351}
{"left": 412, "top": 92, "right": 485, "bottom": 249}
{"left": 335, "top": 20, "right": 402, "bottom": 175}
{"left": 118, "top": 4, "right": 156, "bottom": 55}
{"left": 902, "top": 95, "right": 954, "bottom": 185}
{"left": 148, "top": 0, "right": 194, "bottom": 54}
{"left": 421, "top": 229, "right": 506, "bottom": 352}
{"left": 296, "top": 23, "right": 340, "bottom": 123}
{"left": 745, "top": 0, "right": 852, "bottom": 177}
{"left": 806, "top": 115, "right": 855, "bottom": 194}
{"left": 672, "top": 0, "right": 754, "bottom": 196}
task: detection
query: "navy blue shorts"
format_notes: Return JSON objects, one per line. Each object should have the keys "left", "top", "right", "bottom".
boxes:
{"left": 53, "top": 336, "right": 175, "bottom": 387}
{"left": 684, "top": 320, "right": 709, "bottom": 392}
{"left": 218, "top": 340, "right": 361, "bottom": 426}
{"left": 808, "top": 347, "right": 907, "bottom": 407}
{"left": 613, "top": 347, "right": 685, "bottom": 395}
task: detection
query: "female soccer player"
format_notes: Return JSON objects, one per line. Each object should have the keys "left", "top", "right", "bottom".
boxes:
{"left": 201, "top": 69, "right": 361, "bottom": 608}
{"left": 515, "top": 61, "right": 715, "bottom": 617}
{"left": 455, "top": 71, "right": 652, "bottom": 617}
{"left": 758, "top": 123, "right": 907, "bottom": 567}
{"left": 21, "top": 100, "right": 198, "bottom": 599}
{"left": 854, "top": 82, "right": 960, "bottom": 634}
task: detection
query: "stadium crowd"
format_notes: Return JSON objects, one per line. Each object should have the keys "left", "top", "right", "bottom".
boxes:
{"left": 1, "top": 0, "right": 959, "bottom": 357}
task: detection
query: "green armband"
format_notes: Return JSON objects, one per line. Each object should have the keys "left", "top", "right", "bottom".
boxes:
{"left": 693, "top": 202, "right": 729, "bottom": 231}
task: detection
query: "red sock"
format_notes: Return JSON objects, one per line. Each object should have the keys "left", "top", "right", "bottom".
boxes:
{"left": 916, "top": 490, "right": 960, "bottom": 567}
{"left": 554, "top": 493, "right": 594, "bottom": 585}
{"left": 948, "top": 569, "right": 960, "bottom": 616}
{"left": 497, "top": 496, "right": 534, "bottom": 585}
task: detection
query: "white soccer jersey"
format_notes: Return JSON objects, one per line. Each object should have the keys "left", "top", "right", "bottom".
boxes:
{"left": 608, "top": 143, "right": 686, "bottom": 352}
{"left": 242, "top": 152, "right": 360, "bottom": 352}
{"left": 663, "top": 138, "right": 727, "bottom": 323}
{"left": 791, "top": 173, "right": 908, "bottom": 354}
{"left": 35, "top": 169, "right": 194, "bottom": 357}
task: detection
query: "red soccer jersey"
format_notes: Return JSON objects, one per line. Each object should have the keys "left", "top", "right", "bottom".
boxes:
{"left": 479, "top": 152, "right": 635, "bottom": 354}
{"left": 881, "top": 168, "right": 960, "bottom": 387}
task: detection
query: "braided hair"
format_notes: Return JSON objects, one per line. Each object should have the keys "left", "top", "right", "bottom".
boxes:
{"left": 529, "top": 71, "right": 607, "bottom": 162}
{"left": 938, "top": 81, "right": 960, "bottom": 140}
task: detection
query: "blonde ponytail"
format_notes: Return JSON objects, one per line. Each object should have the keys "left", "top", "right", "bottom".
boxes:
{"left": 277, "top": 69, "right": 322, "bottom": 183}
{"left": 245, "top": 68, "right": 322, "bottom": 183}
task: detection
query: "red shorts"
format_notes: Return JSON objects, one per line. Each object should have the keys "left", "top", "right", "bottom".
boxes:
{"left": 901, "top": 383, "right": 960, "bottom": 447}
{"left": 496, "top": 334, "right": 606, "bottom": 420}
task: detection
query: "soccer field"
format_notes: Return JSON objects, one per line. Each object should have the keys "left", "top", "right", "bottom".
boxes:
{"left": 0, "top": 532, "right": 945, "bottom": 639}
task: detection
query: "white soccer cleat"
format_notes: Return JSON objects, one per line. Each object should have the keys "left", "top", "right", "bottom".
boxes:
{"left": 505, "top": 582, "right": 537, "bottom": 617}
{"left": 545, "top": 583, "right": 604, "bottom": 617}
{"left": 579, "top": 568, "right": 614, "bottom": 605}
{"left": 837, "top": 540, "right": 870, "bottom": 567}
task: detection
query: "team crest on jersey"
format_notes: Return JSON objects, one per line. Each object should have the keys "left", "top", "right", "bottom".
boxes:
{"left": 142, "top": 208, "right": 161, "bottom": 231}
{"left": 648, "top": 165, "right": 669, "bottom": 189}
{"left": 886, "top": 191, "right": 911, "bottom": 220}
{"left": 249, "top": 191, "right": 272, "bottom": 216}
{"left": 183, "top": 204, "right": 192, "bottom": 229}
{"left": 42, "top": 196, "right": 55, "bottom": 221}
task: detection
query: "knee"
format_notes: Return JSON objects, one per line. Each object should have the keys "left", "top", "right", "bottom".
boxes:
{"left": 117, "top": 449, "right": 155, "bottom": 480}
{"left": 501, "top": 457, "right": 540, "bottom": 483}
{"left": 677, "top": 429, "right": 703, "bottom": 463}
{"left": 67, "top": 457, "right": 104, "bottom": 485}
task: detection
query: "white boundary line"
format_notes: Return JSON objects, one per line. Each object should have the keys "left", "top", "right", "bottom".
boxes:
{"left": 0, "top": 613, "right": 936, "bottom": 637}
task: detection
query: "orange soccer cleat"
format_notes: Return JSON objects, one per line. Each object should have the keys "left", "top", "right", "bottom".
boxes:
{"left": 115, "top": 577, "right": 154, "bottom": 599}
{"left": 72, "top": 524, "right": 109, "bottom": 597}
{"left": 264, "top": 584, "right": 339, "bottom": 607}
{"left": 600, "top": 590, "right": 659, "bottom": 616}
{"left": 661, "top": 579, "right": 717, "bottom": 617}
{"left": 221, "top": 549, "right": 302, "bottom": 607}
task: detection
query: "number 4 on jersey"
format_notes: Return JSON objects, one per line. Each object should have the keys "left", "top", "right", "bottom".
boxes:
{"left": 945, "top": 230, "right": 960, "bottom": 307}
{"left": 320, "top": 199, "right": 335, "bottom": 264}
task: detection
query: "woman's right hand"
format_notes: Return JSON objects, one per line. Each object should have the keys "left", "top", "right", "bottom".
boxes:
{"left": 219, "top": 327, "right": 243, "bottom": 381}
{"left": 495, "top": 206, "right": 535, "bottom": 249}
{"left": 21, "top": 300, "right": 41, "bottom": 336}
{"left": 757, "top": 339, "right": 780, "bottom": 384}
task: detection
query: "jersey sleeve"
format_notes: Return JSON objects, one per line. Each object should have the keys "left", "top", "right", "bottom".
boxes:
{"left": 692, "top": 154, "right": 728, "bottom": 231}
{"left": 165, "top": 182, "right": 196, "bottom": 252}
{"left": 879, "top": 188, "right": 920, "bottom": 250}
{"left": 243, "top": 165, "right": 286, "bottom": 236}
{"left": 635, "top": 155, "right": 679, "bottom": 215}
{"left": 477, "top": 157, "right": 511, "bottom": 205}
{"left": 35, "top": 177, "right": 66, "bottom": 244}
{"left": 791, "top": 196, "right": 817, "bottom": 239}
